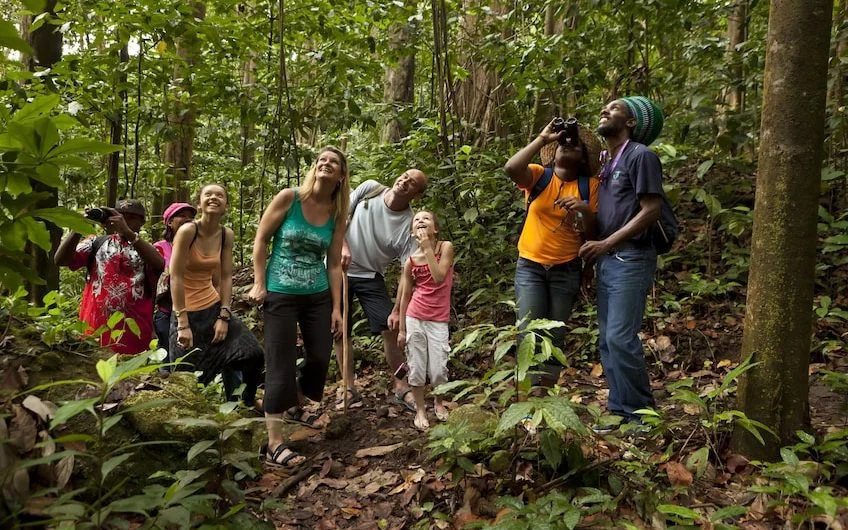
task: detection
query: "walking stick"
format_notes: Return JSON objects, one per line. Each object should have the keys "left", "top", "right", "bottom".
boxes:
{"left": 342, "top": 274, "right": 351, "bottom": 413}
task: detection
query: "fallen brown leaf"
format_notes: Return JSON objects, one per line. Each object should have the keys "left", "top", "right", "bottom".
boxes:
{"left": 9, "top": 405, "right": 37, "bottom": 453}
{"left": 22, "top": 395, "right": 56, "bottom": 422}
{"left": 665, "top": 461, "right": 693, "bottom": 487}
{"left": 290, "top": 427, "right": 320, "bottom": 441}
{"left": 355, "top": 442, "right": 404, "bottom": 458}
{"left": 590, "top": 363, "right": 604, "bottom": 378}
{"left": 400, "top": 484, "right": 418, "bottom": 507}
{"left": 319, "top": 478, "right": 348, "bottom": 489}
{"left": 726, "top": 453, "right": 750, "bottom": 474}
{"left": 685, "top": 319, "right": 697, "bottom": 330}
{"left": 55, "top": 454, "right": 74, "bottom": 489}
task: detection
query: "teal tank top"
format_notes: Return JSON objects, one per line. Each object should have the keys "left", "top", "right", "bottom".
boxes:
{"left": 266, "top": 191, "right": 335, "bottom": 295}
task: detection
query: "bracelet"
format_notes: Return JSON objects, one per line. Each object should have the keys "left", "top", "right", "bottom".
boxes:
{"left": 217, "top": 316, "right": 230, "bottom": 322}
{"left": 219, "top": 306, "right": 232, "bottom": 316}
{"left": 127, "top": 232, "right": 139, "bottom": 245}
{"left": 177, "top": 325, "right": 190, "bottom": 331}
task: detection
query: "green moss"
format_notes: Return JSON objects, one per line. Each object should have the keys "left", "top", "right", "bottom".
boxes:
{"left": 448, "top": 404, "right": 498, "bottom": 434}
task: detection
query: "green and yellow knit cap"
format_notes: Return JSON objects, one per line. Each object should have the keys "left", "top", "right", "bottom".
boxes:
{"left": 620, "top": 96, "right": 664, "bottom": 145}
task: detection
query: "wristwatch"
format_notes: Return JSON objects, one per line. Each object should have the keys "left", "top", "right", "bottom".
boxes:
{"left": 173, "top": 309, "right": 184, "bottom": 318}
{"left": 127, "top": 232, "right": 139, "bottom": 245}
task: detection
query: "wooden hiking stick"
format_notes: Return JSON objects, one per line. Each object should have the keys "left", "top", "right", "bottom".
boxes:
{"left": 341, "top": 273, "right": 351, "bottom": 413}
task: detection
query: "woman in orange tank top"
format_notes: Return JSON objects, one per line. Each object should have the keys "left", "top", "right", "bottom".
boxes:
{"left": 169, "top": 184, "right": 264, "bottom": 406}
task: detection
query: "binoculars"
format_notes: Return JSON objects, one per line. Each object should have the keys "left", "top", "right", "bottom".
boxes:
{"left": 552, "top": 117, "right": 580, "bottom": 147}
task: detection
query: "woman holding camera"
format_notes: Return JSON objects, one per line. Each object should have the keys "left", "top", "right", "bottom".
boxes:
{"left": 503, "top": 119, "right": 601, "bottom": 389}
{"left": 248, "top": 146, "right": 349, "bottom": 468}
{"left": 169, "top": 184, "right": 264, "bottom": 407}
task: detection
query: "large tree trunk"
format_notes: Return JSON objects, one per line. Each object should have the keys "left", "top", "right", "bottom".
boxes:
{"left": 163, "top": 2, "right": 206, "bottom": 206}
{"left": 732, "top": 0, "right": 833, "bottom": 460}
{"left": 21, "top": 0, "right": 62, "bottom": 304}
{"left": 454, "top": 0, "right": 510, "bottom": 145}
{"left": 380, "top": 1, "right": 416, "bottom": 144}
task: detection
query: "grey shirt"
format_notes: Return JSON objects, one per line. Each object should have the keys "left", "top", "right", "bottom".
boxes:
{"left": 346, "top": 180, "right": 415, "bottom": 278}
{"left": 597, "top": 142, "right": 664, "bottom": 243}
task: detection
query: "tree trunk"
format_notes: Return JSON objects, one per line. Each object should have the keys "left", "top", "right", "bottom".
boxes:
{"left": 381, "top": 1, "right": 416, "bottom": 144}
{"left": 732, "top": 0, "right": 833, "bottom": 460}
{"left": 163, "top": 1, "right": 206, "bottom": 206}
{"left": 21, "top": 0, "right": 62, "bottom": 304}
{"left": 726, "top": 0, "right": 748, "bottom": 112}
{"left": 107, "top": 44, "right": 129, "bottom": 207}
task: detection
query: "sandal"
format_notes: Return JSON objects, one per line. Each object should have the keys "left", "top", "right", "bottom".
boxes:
{"left": 392, "top": 389, "right": 417, "bottom": 413}
{"left": 283, "top": 406, "right": 322, "bottom": 428}
{"left": 260, "top": 440, "right": 305, "bottom": 468}
{"left": 334, "top": 387, "right": 363, "bottom": 411}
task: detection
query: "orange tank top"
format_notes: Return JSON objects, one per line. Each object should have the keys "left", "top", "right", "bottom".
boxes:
{"left": 184, "top": 238, "right": 221, "bottom": 311}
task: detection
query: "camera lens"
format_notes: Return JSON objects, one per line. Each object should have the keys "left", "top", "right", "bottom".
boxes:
{"left": 85, "top": 208, "right": 105, "bottom": 222}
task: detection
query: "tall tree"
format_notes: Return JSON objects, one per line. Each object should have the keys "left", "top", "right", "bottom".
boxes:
{"left": 732, "top": 0, "right": 834, "bottom": 460}
{"left": 107, "top": 43, "right": 128, "bottom": 207}
{"left": 20, "top": 0, "right": 62, "bottom": 304}
{"left": 380, "top": 1, "right": 416, "bottom": 143}
{"left": 163, "top": 1, "right": 206, "bottom": 205}
{"left": 726, "top": 0, "right": 748, "bottom": 112}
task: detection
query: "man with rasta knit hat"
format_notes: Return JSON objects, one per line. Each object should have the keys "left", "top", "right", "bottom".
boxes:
{"left": 579, "top": 96, "right": 665, "bottom": 429}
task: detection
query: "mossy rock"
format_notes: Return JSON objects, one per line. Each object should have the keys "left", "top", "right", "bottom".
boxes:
{"left": 447, "top": 404, "right": 498, "bottom": 434}
{"left": 123, "top": 372, "right": 221, "bottom": 443}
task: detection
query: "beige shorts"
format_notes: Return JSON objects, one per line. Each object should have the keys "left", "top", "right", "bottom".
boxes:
{"left": 405, "top": 316, "right": 449, "bottom": 387}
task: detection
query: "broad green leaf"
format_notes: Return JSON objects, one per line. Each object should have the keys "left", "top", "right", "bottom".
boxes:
{"left": 107, "top": 311, "right": 125, "bottom": 329}
{"left": 187, "top": 440, "right": 217, "bottom": 463}
{"left": 686, "top": 446, "right": 710, "bottom": 477}
{"left": 47, "top": 138, "right": 122, "bottom": 158}
{"left": 657, "top": 504, "right": 701, "bottom": 521}
{"left": 6, "top": 121, "right": 39, "bottom": 154}
{"left": 33, "top": 162, "right": 62, "bottom": 187}
{"left": 102, "top": 453, "right": 133, "bottom": 481}
{"left": 21, "top": 0, "right": 47, "bottom": 11}
{"left": 539, "top": 398, "right": 586, "bottom": 434}
{"left": 0, "top": 221, "right": 29, "bottom": 251}
{"left": 101, "top": 414, "right": 123, "bottom": 435}
{"left": 708, "top": 505, "right": 748, "bottom": 521}
{"left": 0, "top": 20, "right": 33, "bottom": 54}
{"left": 34, "top": 116, "right": 60, "bottom": 156}
{"left": 96, "top": 356, "right": 118, "bottom": 383}
{"left": 807, "top": 489, "right": 838, "bottom": 516}
{"left": 19, "top": 217, "right": 51, "bottom": 251}
{"left": 515, "top": 333, "right": 535, "bottom": 381}
{"left": 12, "top": 94, "right": 60, "bottom": 124}
{"left": 539, "top": 429, "right": 562, "bottom": 470}
{"left": 125, "top": 317, "right": 141, "bottom": 338}
{"left": 5, "top": 173, "right": 33, "bottom": 196}
{"left": 51, "top": 397, "right": 100, "bottom": 429}
{"left": 496, "top": 401, "right": 534, "bottom": 434}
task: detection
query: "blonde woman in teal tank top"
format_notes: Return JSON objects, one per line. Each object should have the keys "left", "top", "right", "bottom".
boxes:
{"left": 248, "top": 146, "right": 350, "bottom": 468}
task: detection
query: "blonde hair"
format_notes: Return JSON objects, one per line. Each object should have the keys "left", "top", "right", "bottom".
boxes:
{"left": 299, "top": 146, "right": 350, "bottom": 221}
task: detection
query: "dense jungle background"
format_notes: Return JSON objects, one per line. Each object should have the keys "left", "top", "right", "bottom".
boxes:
{"left": 1, "top": 0, "right": 848, "bottom": 528}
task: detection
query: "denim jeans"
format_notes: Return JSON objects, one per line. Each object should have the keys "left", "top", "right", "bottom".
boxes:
{"left": 596, "top": 247, "right": 657, "bottom": 420}
{"left": 515, "top": 257, "right": 582, "bottom": 382}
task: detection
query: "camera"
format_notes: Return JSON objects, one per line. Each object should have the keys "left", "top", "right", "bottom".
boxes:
{"left": 85, "top": 207, "right": 113, "bottom": 224}
{"left": 552, "top": 117, "right": 580, "bottom": 146}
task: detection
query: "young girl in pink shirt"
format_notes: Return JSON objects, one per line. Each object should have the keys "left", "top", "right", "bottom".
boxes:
{"left": 398, "top": 211, "right": 455, "bottom": 430}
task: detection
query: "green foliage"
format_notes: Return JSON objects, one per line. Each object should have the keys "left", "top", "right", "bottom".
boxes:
{"left": 1, "top": 350, "right": 262, "bottom": 528}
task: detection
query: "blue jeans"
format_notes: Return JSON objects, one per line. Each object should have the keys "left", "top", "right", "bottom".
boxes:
{"left": 515, "top": 257, "right": 582, "bottom": 381}
{"left": 596, "top": 247, "right": 657, "bottom": 420}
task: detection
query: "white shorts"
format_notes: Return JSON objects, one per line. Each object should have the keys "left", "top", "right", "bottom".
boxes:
{"left": 405, "top": 316, "right": 449, "bottom": 387}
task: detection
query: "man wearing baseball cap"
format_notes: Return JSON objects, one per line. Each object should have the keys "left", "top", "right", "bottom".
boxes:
{"left": 579, "top": 96, "right": 666, "bottom": 430}
{"left": 55, "top": 199, "right": 165, "bottom": 354}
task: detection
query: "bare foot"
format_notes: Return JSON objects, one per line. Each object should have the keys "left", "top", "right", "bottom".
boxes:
{"left": 414, "top": 413, "right": 430, "bottom": 431}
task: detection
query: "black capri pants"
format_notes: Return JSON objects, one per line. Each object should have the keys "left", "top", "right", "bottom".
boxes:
{"left": 263, "top": 289, "right": 333, "bottom": 414}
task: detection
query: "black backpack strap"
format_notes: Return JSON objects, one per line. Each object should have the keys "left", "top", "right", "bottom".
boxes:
{"left": 526, "top": 167, "right": 554, "bottom": 212}
{"left": 219, "top": 225, "right": 226, "bottom": 259}
{"left": 577, "top": 174, "right": 590, "bottom": 205}
{"left": 85, "top": 235, "right": 110, "bottom": 282}
{"left": 347, "top": 183, "right": 388, "bottom": 227}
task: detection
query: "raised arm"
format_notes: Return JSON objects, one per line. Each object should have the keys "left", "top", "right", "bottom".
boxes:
{"left": 248, "top": 189, "right": 295, "bottom": 304}
{"left": 54, "top": 232, "right": 83, "bottom": 267}
{"left": 419, "top": 239, "right": 454, "bottom": 284}
{"left": 504, "top": 119, "right": 560, "bottom": 189}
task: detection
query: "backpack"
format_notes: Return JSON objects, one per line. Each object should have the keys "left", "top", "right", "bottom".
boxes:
{"left": 347, "top": 183, "right": 388, "bottom": 227}
{"left": 86, "top": 234, "right": 156, "bottom": 297}
{"left": 155, "top": 222, "right": 225, "bottom": 307}
{"left": 518, "top": 167, "right": 590, "bottom": 236}
{"left": 651, "top": 195, "right": 678, "bottom": 254}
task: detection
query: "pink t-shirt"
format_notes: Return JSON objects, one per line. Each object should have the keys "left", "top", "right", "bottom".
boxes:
{"left": 153, "top": 240, "right": 172, "bottom": 313}
{"left": 406, "top": 253, "right": 453, "bottom": 323}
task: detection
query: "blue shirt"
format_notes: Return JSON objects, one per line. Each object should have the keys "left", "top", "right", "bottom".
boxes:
{"left": 597, "top": 142, "right": 664, "bottom": 242}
